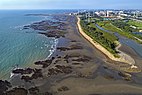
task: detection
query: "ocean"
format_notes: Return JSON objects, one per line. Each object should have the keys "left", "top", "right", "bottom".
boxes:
{"left": 0, "top": 10, "right": 77, "bottom": 80}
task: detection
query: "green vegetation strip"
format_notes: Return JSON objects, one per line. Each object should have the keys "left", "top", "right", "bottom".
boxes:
{"left": 127, "top": 20, "right": 142, "bottom": 29}
{"left": 80, "top": 18, "right": 119, "bottom": 57}
{"left": 97, "top": 20, "right": 142, "bottom": 44}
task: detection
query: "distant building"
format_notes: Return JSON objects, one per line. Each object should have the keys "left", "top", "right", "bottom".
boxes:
{"left": 106, "top": 11, "right": 114, "bottom": 17}
{"left": 120, "top": 13, "right": 128, "bottom": 17}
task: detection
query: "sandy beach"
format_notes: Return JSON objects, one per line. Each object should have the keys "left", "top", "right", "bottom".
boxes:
{"left": 77, "top": 16, "right": 138, "bottom": 68}
{"left": 1, "top": 14, "right": 142, "bottom": 95}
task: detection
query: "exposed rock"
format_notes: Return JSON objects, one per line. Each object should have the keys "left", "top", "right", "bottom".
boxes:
{"left": 23, "top": 20, "right": 66, "bottom": 31}
{"left": 12, "top": 68, "right": 34, "bottom": 75}
{"left": 34, "top": 57, "right": 55, "bottom": 68}
{"left": 72, "top": 63, "right": 82, "bottom": 65}
{"left": 39, "top": 30, "right": 66, "bottom": 38}
{"left": 0, "top": 80, "right": 12, "bottom": 94}
{"left": 28, "top": 87, "right": 39, "bottom": 95}
{"left": 21, "top": 76, "right": 31, "bottom": 82}
{"left": 21, "top": 69, "right": 43, "bottom": 82}
{"left": 118, "top": 72, "right": 132, "bottom": 81}
{"left": 103, "top": 75, "right": 115, "bottom": 80}
{"left": 72, "top": 55, "right": 92, "bottom": 62}
{"left": 35, "top": 61, "right": 51, "bottom": 68}
{"left": 48, "top": 65, "right": 72, "bottom": 76}
{"left": 25, "top": 14, "right": 50, "bottom": 16}
{"left": 58, "top": 86, "right": 69, "bottom": 91}
{"left": 57, "top": 44, "right": 83, "bottom": 51}
{"left": 5, "top": 88, "right": 28, "bottom": 95}
{"left": 43, "top": 92, "right": 53, "bottom": 95}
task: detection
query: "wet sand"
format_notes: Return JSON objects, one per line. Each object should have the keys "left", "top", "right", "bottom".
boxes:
{"left": 2, "top": 15, "right": 142, "bottom": 95}
{"left": 48, "top": 15, "right": 142, "bottom": 95}
{"left": 47, "top": 15, "right": 142, "bottom": 95}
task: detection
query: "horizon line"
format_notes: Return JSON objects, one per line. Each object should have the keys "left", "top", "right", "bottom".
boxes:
{"left": 0, "top": 8, "right": 142, "bottom": 10}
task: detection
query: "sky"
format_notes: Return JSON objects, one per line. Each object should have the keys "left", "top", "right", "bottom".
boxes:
{"left": 0, "top": 0, "right": 141, "bottom": 9}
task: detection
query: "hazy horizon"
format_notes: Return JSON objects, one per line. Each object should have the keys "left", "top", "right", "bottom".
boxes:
{"left": 0, "top": 0, "right": 141, "bottom": 10}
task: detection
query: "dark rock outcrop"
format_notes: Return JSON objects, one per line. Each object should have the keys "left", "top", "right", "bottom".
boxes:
{"left": 23, "top": 20, "right": 66, "bottom": 31}
{"left": 0, "top": 80, "right": 12, "bottom": 94}
{"left": 21, "top": 69, "right": 43, "bottom": 82}
{"left": 58, "top": 86, "right": 69, "bottom": 91}
{"left": 5, "top": 88, "right": 28, "bottom": 95}
{"left": 48, "top": 65, "right": 72, "bottom": 76}
{"left": 12, "top": 68, "right": 34, "bottom": 75}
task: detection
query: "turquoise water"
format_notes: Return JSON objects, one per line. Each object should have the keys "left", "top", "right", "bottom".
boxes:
{"left": 0, "top": 10, "right": 76, "bottom": 79}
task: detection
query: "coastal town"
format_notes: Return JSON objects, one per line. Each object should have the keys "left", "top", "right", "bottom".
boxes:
{"left": 73, "top": 9, "right": 142, "bottom": 32}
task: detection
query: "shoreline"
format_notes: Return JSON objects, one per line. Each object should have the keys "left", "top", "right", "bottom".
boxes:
{"left": 77, "top": 16, "right": 139, "bottom": 70}
{"left": 2, "top": 14, "right": 142, "bottom": 95}
{"left": 9, "top": 37, "right": 59, "bottom": 80}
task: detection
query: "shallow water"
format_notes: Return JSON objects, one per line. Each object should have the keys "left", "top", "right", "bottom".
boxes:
{"left": 0, "top": 10, "right": 77, "bottom": 79}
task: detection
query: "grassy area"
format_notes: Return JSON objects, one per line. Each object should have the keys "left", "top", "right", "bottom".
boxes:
{"left": 80, "top": 18, "right": 119, "bottom": 57}
{"left": 91, "top": 17, "right": 103, "bottom": 22}
{"left": 97, "top": 21, "right": 142, "bottom": 44}
{"left": 97, "top": 21, "right": 134, "bottom": 39}
{"left": 89, "top": 23, "right": 118, "bottom": 41}
{"left": 127, "top": 20, "right": 142, "bottom": 30}
{"left": 97, "top": 21, "right": 121, "bottom": 33}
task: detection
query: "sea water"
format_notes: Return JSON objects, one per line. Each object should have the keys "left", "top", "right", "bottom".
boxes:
{"left": 0, "top": 10, "right": 77, "bottom": 80}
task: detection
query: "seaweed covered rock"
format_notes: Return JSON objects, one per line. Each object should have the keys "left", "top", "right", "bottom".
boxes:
{"left": 6, "top": 88, "right": 28, "bottom": 95}
{"left": 0, "top": 80, "right": 12, "bottom": 94}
